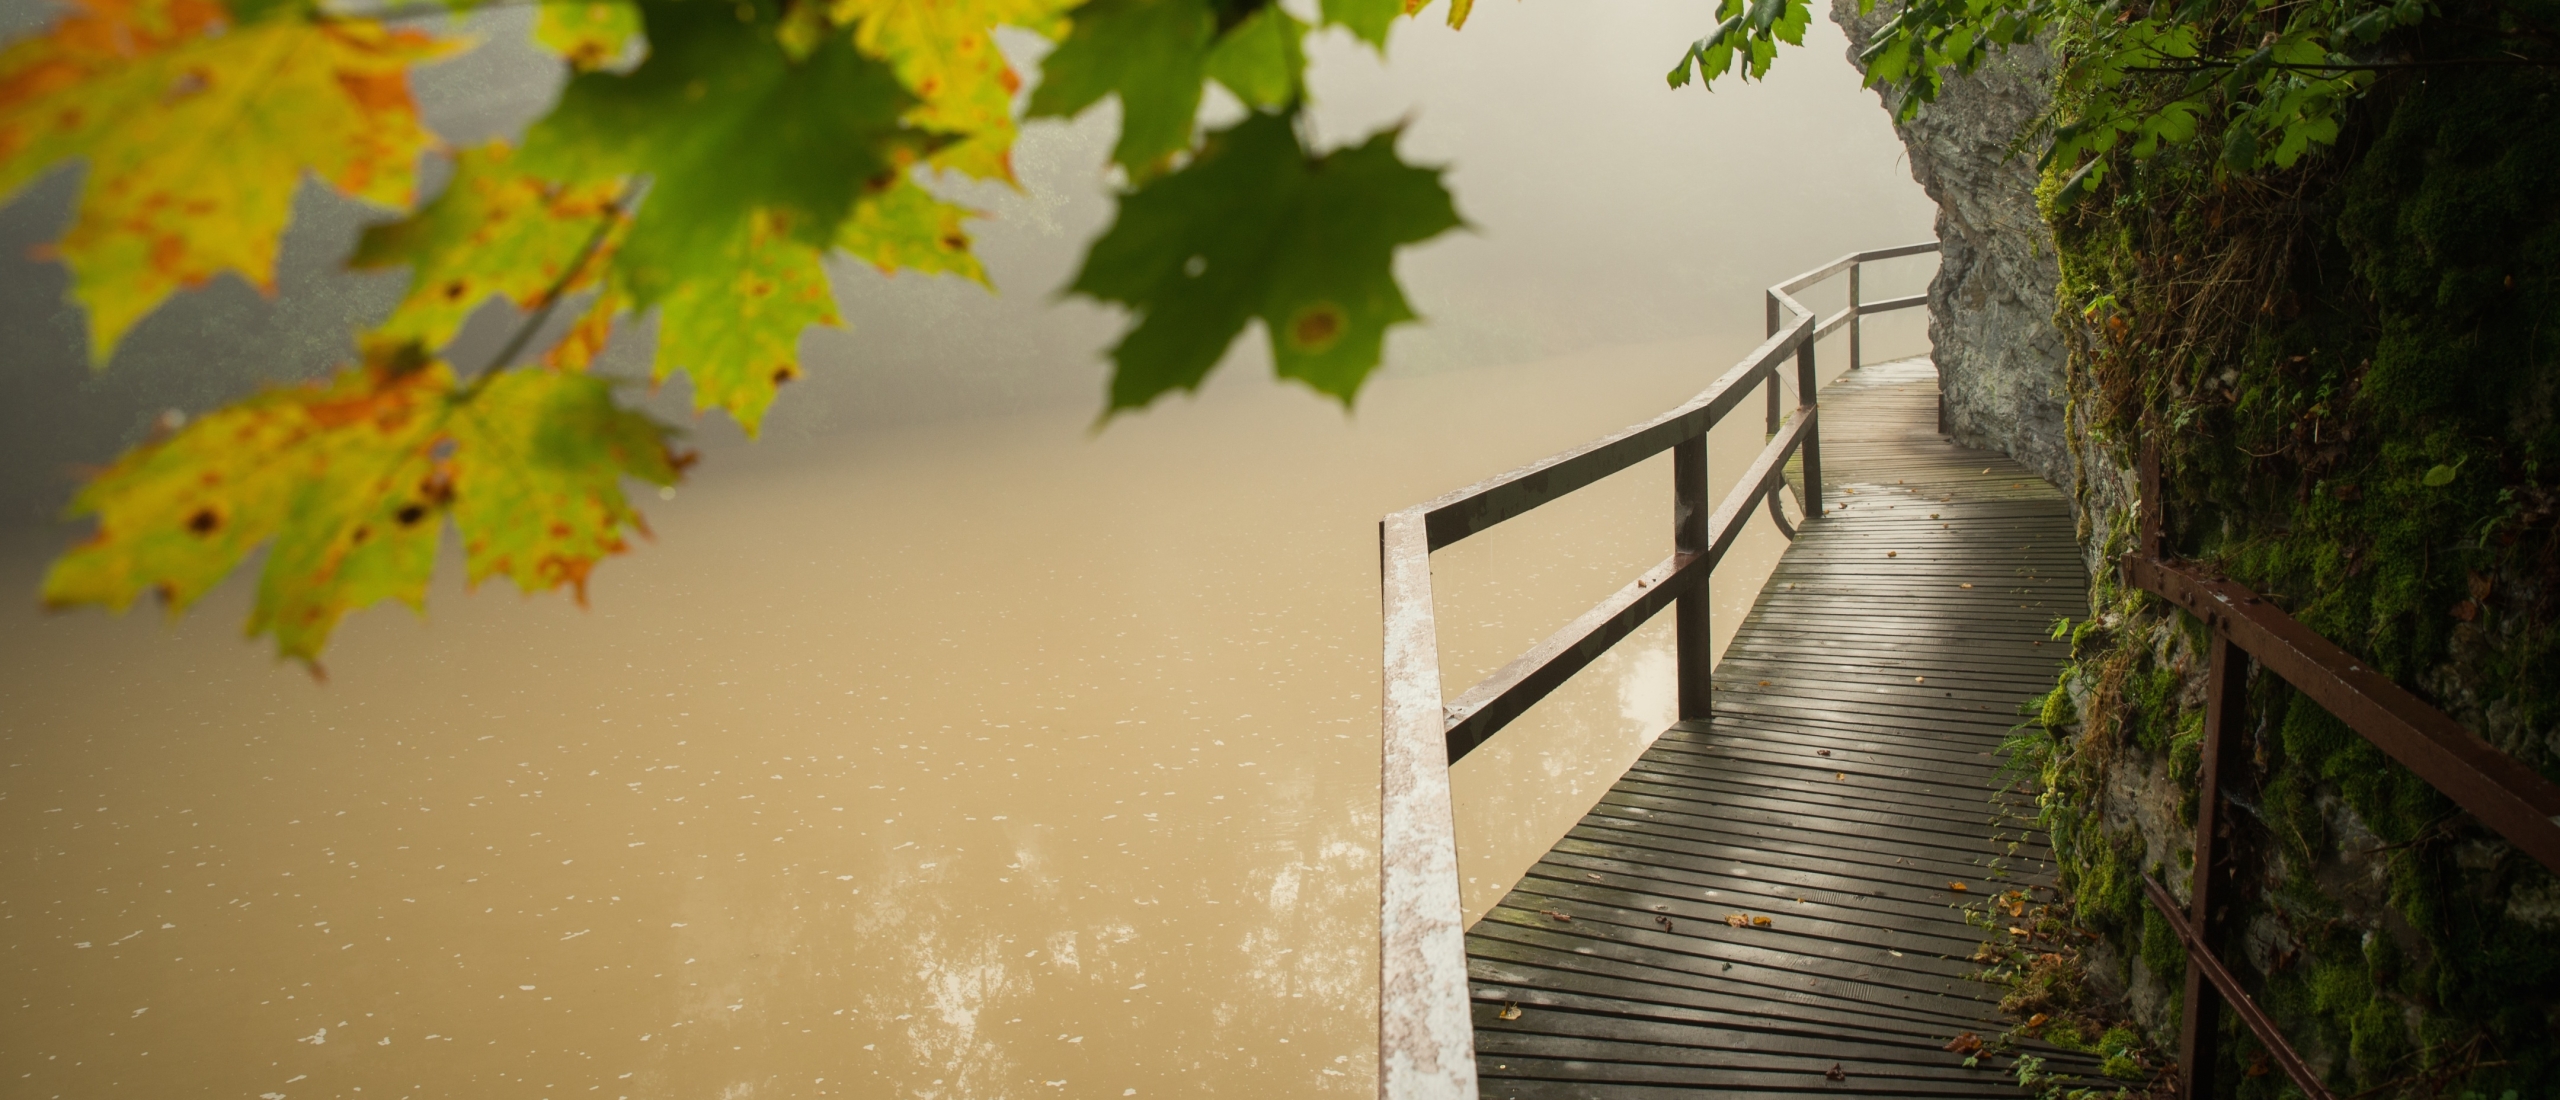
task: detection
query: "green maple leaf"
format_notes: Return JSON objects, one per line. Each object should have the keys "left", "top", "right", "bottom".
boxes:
{"left": 516, "top": 0, "right": 932, "bottom": 304}
{"left": 1024, "top": 0, "right": 1215, "bottom": 173}
{"left": 1321, "top": 0, "right": 1403, "bottom": 46}
{"left": 1203, "top": 4, "right": 1308, "bottom": 109}
{"left": 652, "top": 213, "right": 843, "bottom": 435}
{"left": 1068, "top": 111, "right": 1461, "bottom": 411}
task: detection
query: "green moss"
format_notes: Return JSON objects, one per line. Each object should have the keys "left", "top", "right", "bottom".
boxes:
{"left": 2029, "top": 15, "right": 2560, "bottom": 1094}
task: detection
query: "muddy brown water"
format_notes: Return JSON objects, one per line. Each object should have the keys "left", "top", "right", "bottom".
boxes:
{"left": 0, "top": 5, "right": 1934, "bottom": 1098}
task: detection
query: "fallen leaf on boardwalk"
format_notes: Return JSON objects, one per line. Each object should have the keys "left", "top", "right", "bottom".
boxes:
{"left": 1947, "top": 882, "right": 1968, "bottom": 892}
{"left": 1656, "top": 915, "right": 1674, "bottom": 932}
{"left": 1914, "top": 676, "right": 1926, "bottom": 683}
{"left": 1835, "top": 772, "right": 1846, "bottom": 781}
{"left": 1816, "top": 749, "right": 1831, "bottom": 756}
{"left": 1758, "top": 679, "right": 1772, "bottom": 686}
{"left": 1539, "top": 909, "right": 1572, "bottom": 922}
{"left": 1495, "top": 1002, "right": 1522, "bottom": 1021}
{"left": 1944, "top": 1032, "right": 1984, "bottom": 1056}
{"left": 2026, "top": 1012, "right": 2050, "bottom": 1029}
{"left": 2008, "top": 926, "right": 2030, "bottom": 936}
{"left": 1750, "top": 915, "right": 1772, "bottom": 928}
{"left": 1725, "top": 913, "right": 1749, "bottom": 928}
{"left": 1886, "top": 551, "right": 1899, "bottom": 557}
{"left": 1958, "top": 582, "right": 1971, "bottom": 588}
{"left": 1825, "top": 1063, "right": 1848, "bottom": 1082}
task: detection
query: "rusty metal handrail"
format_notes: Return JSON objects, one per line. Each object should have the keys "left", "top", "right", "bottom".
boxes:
{"left": 2124, "top": 454, "right": 2560, "bottom": 1100}
{"left": 1375, "top": 241, "right": 1938, "bottom": 1100}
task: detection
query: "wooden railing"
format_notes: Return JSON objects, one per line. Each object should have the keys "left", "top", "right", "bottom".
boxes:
{"left": 1374, "top": 241, "right": 1938, "bottom": 1100}
{"left": 2125, "top": 451, "right": 2560, "bottom": 1100}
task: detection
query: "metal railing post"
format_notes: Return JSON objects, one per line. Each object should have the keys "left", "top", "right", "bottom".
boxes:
{"left": 1847, "top": 260, "right": 1863, "bottom": 370}
{"left": 2177, "top": 633, "right": 2248, "bottom": 1099}
{"left": 1674, "top": 435, "right": 1711, "bottom": 719}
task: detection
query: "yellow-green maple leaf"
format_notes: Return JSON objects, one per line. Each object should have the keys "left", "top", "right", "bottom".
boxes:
{"left": 44, "top": 357, "right": 684, "bottom": 663}
{"left": 43, "top": 361, "right": 458, "bottom": 660}
{"left": 446, "top": 368, "right": 685, "bottom": 600}
{"left": 653, "top": 212, "right": 842, "bottom": 435}
{"left": 837, "top": 177, "right": 989, "bottom": 284}
{"left": 833, "top": 0, "right": 1074, "bottom": 180}
{"left": 351, "top": 140, "right": 627, "bottom": 357}
{"left": 533, "top": 0, "right": 645, "bottom": 70}
{"left": 0, "top": 2, "right": 456, "bottom": 363}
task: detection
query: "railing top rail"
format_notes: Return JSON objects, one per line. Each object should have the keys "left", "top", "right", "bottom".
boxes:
{"left": 1857, "top": 240, "right": 1942, "bottom": 262}
{"left": 1413, "top": 310, "right": 1813, "bottom": 551}
{"left": 2124, "top": 555, "right": 2560, "bottom": 875}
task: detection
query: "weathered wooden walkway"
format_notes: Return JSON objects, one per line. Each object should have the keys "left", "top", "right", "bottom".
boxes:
{"left": 1463, "top": 359, "right": 2097, "bottom": 1098}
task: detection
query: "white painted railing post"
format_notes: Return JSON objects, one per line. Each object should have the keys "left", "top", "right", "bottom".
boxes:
{"left": 1376, "top": 510, "right": 1476, "bottom": 1100}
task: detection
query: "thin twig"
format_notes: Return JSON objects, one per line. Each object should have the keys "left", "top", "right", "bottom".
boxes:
{"left": 460, "top": 180, "right": 639, "bottom": 400}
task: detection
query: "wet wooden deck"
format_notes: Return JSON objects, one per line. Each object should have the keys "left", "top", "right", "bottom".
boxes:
{"left": 1464, "top": 359, "right": 2099, "bottom": 1098}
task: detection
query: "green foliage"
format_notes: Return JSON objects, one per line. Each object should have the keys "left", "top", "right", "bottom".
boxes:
{"left": 516, "top": 0, "right": 926, "bottom": 303}
{"left": 1025, "top": 0, "right": 1217, "bottom": 173}
{"left": 1067, "top": 112, "right": 1462, "bottom": 410}
{"left": 1666, "top": 0, "right": 1814, "bottom": 89}
{"left": 2039, "top": 10, "right": 2560, "bottom": 1089}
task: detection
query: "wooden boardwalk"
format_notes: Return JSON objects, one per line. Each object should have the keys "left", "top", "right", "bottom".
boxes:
{"left": 1464, "top": 359, "right": 2097, "bottom": 1098}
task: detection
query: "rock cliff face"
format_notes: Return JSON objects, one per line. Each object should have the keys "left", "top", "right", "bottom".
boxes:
{"left": 1829, "top": 2, "right": 2073, "bottom": 493}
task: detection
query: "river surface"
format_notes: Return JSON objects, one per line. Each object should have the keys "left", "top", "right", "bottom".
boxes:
{"left": 0, "top": 3, "right": 1934, "bottom": 1097}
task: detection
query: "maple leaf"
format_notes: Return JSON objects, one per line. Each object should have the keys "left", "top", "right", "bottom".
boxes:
{"left": 833, "top": 0, "right": 1073, "bottom": 181}
{"left": 43, "top": 361, "right": 457, "bottom": 662}
{"left": 42, "top": 356, "right": 682, "bottom": 663}
{"left": 1067, "top": 111, "right": 1461, "bottom": 412}
{"left": 44, "top": 361, "right": 440, "bottom": 620}
{"left": 0, "top": 6, "right": 455, "bottom": 364}
{"left": 445, "top": 369, "right": 685, "bottom": 600}
{"left": 837, "top": 176, "right": 990, "bottom": 284}
{"left": 350, "top": 140, "right": 627, "bottom": 356}
{"left": 1327, "top": 0, "right": 1407, "bottom": 42}
{"left": 1202, "top": 4, "right": 1307, "bottom": 109}
{"left": 517, "top": 0, "right": 932, "bottom": 305}
{"left": 1023, "top": 0, "right": 1214, "bottom": 174}
{"left": 533, "top": 0, "right": 645, "bottom": 71}
{"left": 652, "top": 212, "right": 843, "bottom": 435}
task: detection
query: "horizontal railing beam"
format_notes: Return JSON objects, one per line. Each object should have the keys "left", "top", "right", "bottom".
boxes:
{"left": 2143, "top": 878, "right": 2338, "bottom": 1100}
{"left": 2125, "top": 557, "right": 2560, "bottom": 876}
{"left": 1857, "top": 240, "right": 1942, "bottom": 262}
{"left": 1417, "top": 315, "right": 1812, "bottom": 551}
{"left": 1441, "top": 409, "right": 1814, "bottom": 761}
{"left": 1814, "top": 307, "right": 1854, "bottom": 341}
{"left": 1860, "top": 292, "right": 1927, "bottom": 314}
{"left": 1775, "top": 254, "right": 1857, "bottom": 295}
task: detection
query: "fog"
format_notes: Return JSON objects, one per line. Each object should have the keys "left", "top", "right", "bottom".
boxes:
{"left": 0, "top": 2, "right": 1937, "bottom": 1096}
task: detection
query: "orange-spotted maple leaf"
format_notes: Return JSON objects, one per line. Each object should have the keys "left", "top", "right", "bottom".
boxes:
{"left": 351, "top": 140, "right": 628, "bottom": 358}
{"left": 838, "top": 176, "right": 989, "bottom": 284}
{"left": 43, "top": 358, "right": 682, "bottom": 664}
{"left": 0, "top": 1, "right": 456, "bottom": 363}
{"left": 653, "top": 210, "right": 842, "bottom": 435}
{"left": 444, "top": 368, "right": 687, "bottom": 601}
{"left": 832, "top": 0, "right": 1074, "bottom": 180}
